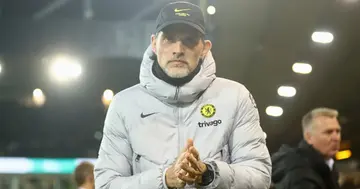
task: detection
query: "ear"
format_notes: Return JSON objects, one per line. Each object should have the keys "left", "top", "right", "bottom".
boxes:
{"left": 151, "top": 34, "right": 157, "bottom": 54}
{"left": 87, "top": 174, "right": 94, "bottom": 182}
{"left": 202, "top": 40, "right": 212, "bottom": 58}
{"left": 304, "top": 130, "right": 313, "bottom": 144}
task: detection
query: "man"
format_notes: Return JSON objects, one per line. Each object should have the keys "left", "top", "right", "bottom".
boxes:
{"left": 74, "top": 162, "right": 95, "bottom": 189}
{"left": 272, "top": 107, "right": 341, "bottom": 189}
{"left": 94, "top": 1, "right": 271, "bottom": 188}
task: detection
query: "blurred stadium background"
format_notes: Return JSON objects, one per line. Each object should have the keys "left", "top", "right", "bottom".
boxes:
{"left": 1, "top": 0, "right": 360, "bottom": 188}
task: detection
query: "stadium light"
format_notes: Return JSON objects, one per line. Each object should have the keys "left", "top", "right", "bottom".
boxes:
{"left": 342, "top": 0, "right": 359, "bottom": 3}
{"left": 292, "top": 62, "right": 312, "bottom": 74}
{"left": 266, "top": 106, "right": 283, "bottom": 117}
{"left": 103, "top": 89, "right": 114, "bottom": 101}
{"left": 102, "top": 89, "right": 114, "bottom": 107}
{"left": 33, "top": 88, "right": 43, "bottom": 97}
{"left": 207, "top": 5, "right": 216, "bottom": 15}
{"left": 312, "top": 31, "right": 334, "bottom": 44}
{"left": 336, "top": 149, "right": 352, "bottom": 160}
{"left": 0, "top": 63, "right": 2, "bottom": 74}
{"left": 277, "top": 86, "right": 297, "bottom": 97}
{"left": 94, "top": 131, "right": 102, "bottom": 141}
{"left": 32, "top": 88, "right": 46, "bottom": 107}
{"left": 49, "top": 55, "right": 82, "bottom": 82}
{"left": 0, "top": 157, "right": 97, "bottom": 174}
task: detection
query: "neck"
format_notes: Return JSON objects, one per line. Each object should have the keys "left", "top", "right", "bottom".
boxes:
{"left": 324, "top": 156, "right": 333, "bottom": 161}
{"left": 79, "top": 183, "right": 93, "bottom": 189}
{"left": 302, "top": 140, "right": 334, "bottom": 161}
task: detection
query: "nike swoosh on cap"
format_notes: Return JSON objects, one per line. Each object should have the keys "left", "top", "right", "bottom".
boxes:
{"left": 174, "top": 8, "right": 191, "bottom": 12}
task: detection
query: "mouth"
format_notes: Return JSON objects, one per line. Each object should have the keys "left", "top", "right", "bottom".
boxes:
{"left": 330, "top": 144, "right": 340, "bottom": 151}
{"left": 168, "top": 60, "right": 188, "bottom": 65}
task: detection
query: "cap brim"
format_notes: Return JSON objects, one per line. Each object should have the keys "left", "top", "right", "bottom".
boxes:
{"left": 156, "top": 20, "right": 205, "bottom": 35}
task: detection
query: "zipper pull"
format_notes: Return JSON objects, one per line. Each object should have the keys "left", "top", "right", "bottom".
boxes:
{"left": 135, "top": 154, "right": 141, "bottom": 162}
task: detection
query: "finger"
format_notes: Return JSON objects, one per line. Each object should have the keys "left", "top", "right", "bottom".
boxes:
{"left": 178, "top": 172, "right": 197, "bottom": 183}
{"left": 180, "top": 158, "right": 202, "bottom": 175}
{"left": 187, "top": 153, "right": 201, "bottom": 171}
{"left": 186, "top": 138, "right": 194, "bottom": 148}
{"left": 179, "top": 169, "right": 187, "bottom": 177}
{"left": 187, "top": 172, "right": 199, "bottom": 185}
{"left": 182, "top": 139, "right": 194, "bottom": 152}
{"left": 184, "top": 156, "right": 199, "bottom": 180}
{"left": 176, "top": 151, "right": 187, "bottom": 162}
{"left": 184, "top": 171, "right": 196, "bottom": 185}
{"left": 189, "top": 146, "right": 200, "bottom": 160}
{"left": 173, "top": 178, "right": 185, "bottom": 188}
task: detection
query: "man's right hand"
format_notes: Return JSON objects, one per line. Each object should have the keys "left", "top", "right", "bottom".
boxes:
{"left": 165, "top": 139, "right": 202, "bottom": 188}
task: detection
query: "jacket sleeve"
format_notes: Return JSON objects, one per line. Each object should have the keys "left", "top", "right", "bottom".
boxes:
{"left": 94, "top": 95, "right": 167, "bottom": 189}
{"left": 200, "top": 88, "right": 272, "bottom": 189}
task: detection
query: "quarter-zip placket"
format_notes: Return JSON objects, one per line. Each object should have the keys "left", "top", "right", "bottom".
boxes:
{"left": 173, "top": 87, "right": 183, "bottom": 154}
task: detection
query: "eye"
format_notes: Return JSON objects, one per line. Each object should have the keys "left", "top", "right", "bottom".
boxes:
{"left": 161, "top": 34, "right": 174, "bottom": 43}
{"left": 182, "top": 37, "right": 199, "bottom": 48}
{"left": 166, "top": 36, "right": 177, "bottom": 43}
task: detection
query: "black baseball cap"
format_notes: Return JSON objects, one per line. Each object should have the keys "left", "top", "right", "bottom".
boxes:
{"left": 155, "top": 1, "right": 206, "bottom": 35}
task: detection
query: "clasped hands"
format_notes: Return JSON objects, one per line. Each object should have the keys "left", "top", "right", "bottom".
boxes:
{"left": 165, "top": 139, "right": 207, "bottom": 188}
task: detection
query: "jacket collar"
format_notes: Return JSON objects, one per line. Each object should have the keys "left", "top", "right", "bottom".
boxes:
{"left": 298, "top": 140, "right": 339, "bottom": 188}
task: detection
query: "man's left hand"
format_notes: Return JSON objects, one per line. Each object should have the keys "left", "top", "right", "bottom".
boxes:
{"left": 187, "top": 146, "right": 207, "bottom": 173}
{"left": 184, "top": 146, "right": 207, "bottom": 184}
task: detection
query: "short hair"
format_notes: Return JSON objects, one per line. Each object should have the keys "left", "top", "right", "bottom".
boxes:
{"left": 74, "top": 162, "right": 94, "bottom": 186}
{"left": 302, "top": 107, "right": 339, "bottom": 132}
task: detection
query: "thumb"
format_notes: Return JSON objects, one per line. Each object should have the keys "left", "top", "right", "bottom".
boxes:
{"left": 186, "top": 139, "right": 194, "bottom": 149}
{"left": 182, "top": 139, "right": 194, "bottom": 152}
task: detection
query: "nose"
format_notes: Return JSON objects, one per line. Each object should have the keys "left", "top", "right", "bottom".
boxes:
{"left": 172, "top": 41, "right": 185, "bottom": 56}
{"left": 332, "top": 131, "right": 341, "bottom": 142}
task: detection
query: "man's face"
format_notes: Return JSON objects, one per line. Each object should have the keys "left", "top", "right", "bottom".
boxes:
{"left": 306, "top": 116, "right": 341, "bottom": 159}
{"left": 151, "top": 24, "right": 211, "bottom": 78}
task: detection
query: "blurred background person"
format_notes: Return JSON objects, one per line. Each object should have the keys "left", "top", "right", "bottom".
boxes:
{"left": 74, "top": 162, "right": 95, "bottom": 189}
{"left": 341, "top": 177, "right": 357, "bottom": 189}
{"left": 339, "top": 172, "right": 360, "bottom": 189}
{"left": 272, "top": 108, "right": 341, "bottom": 189}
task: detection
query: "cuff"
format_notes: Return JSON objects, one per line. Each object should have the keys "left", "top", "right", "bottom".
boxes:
{"left": 162, "top": 166, "right": 170, "bottom": 189}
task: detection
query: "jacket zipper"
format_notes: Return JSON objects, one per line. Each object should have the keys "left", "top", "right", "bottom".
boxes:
{"left": 174, "top": 87, "right": 180, "bottom": 101}
{"left": 135, "top": 154, "right": 141, "bottom": 162}
{"left": 133, "top": 154, "right": 141, "bottom": 173}
{"left": 174, "top": 87, "right": 182, "bottom": 154}
{"left": 135, "top": 154, "right": 159, "bottom": 164}
{"left": 134, "top": 154, "right": 162, "bottom": 173}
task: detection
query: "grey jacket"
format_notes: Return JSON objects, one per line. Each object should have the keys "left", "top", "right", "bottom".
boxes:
{"left": 94, "top": 46, "right": 272, "bottom": 189}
